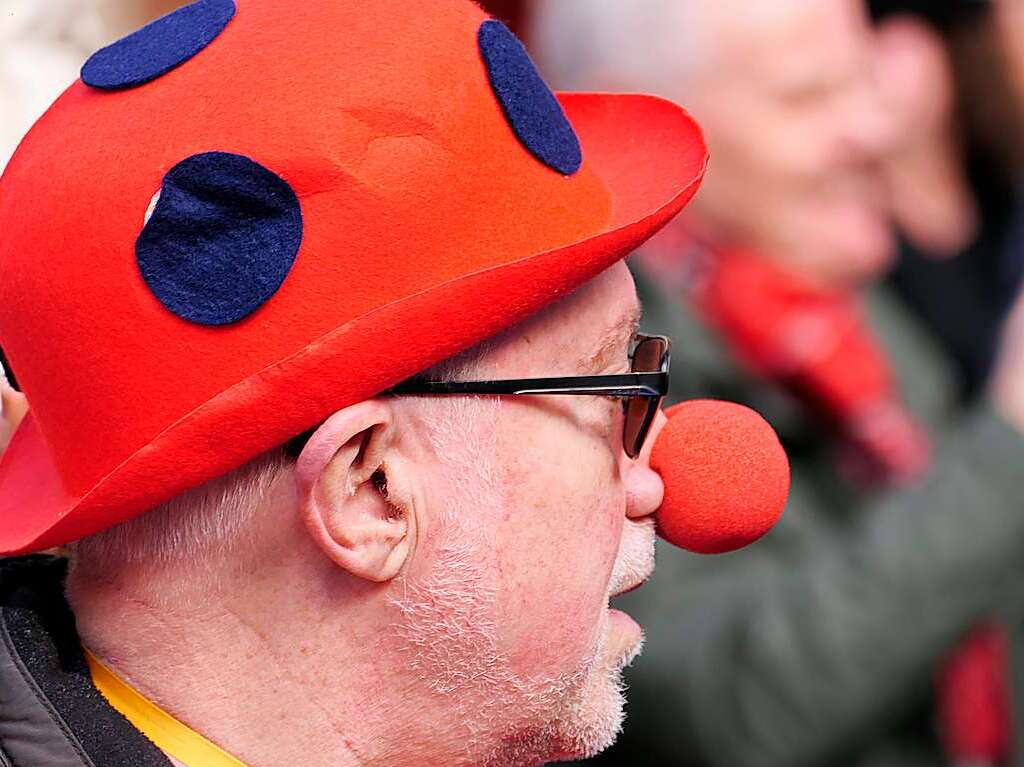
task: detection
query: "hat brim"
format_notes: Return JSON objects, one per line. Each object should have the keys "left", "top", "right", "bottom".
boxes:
{"left": 0, "top": 92, "right": 707, "bottom": 554}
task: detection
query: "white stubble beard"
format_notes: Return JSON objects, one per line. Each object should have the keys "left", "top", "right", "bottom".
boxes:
{"left": 390, "top": 397, "right": 655, "bottom": 766}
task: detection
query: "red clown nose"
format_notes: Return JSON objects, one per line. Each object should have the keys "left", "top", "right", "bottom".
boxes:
{"left": 651, "top": 400, "right": 790, "bottom": 554}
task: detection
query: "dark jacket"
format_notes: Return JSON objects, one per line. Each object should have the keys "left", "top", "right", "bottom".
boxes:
{"left": 0, "top": 555, "right": 171, "bottom": 767}
{"left": 579, "top": 269, "right": 1024, "bottom": 767}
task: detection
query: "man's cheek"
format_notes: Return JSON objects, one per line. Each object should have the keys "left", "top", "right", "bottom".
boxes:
{"left": 496, "top": 453, "right": 622, "bottom": 676}
{"left": 498, "top": 546, "right": 619, "bottom": 676}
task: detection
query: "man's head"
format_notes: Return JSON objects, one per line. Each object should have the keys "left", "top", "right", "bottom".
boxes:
{"left": 0, "top": 2, "right": 715, "bottom": 763}
{"left": 0, "top": 0, "right": 794, "bottom": 759}
{"left": 533, "top": 0, "right": 901, "bottom": 288}
{"left": 69, "top": 261, "right": 662, "bottom": 766}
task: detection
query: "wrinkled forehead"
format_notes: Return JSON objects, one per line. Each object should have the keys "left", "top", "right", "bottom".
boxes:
{"left": 485, "top": 263, "right": 640, "bottom": 373}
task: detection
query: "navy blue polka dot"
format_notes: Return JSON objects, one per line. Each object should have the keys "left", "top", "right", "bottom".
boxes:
{"left": 478, "top": 19, "right": 582, "bottom": 176}
{"left": 136, "top": 152, "right": 303, "bottom": 326}
{"left": 81, "top": 0, "right": 235, "bottom": 91}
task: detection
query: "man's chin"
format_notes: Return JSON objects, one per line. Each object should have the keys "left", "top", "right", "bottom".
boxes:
{"left": 545, "top": 610, "right": 645, "bottom": 763}
{"left": 547, "top": 667, "right": 630, "bottom": 763}
{"left": 543, "top": 522, "right": 656, "bottom": 761}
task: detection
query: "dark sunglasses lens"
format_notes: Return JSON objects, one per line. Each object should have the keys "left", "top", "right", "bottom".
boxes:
{"left": 623, "top": 337, "right": 668, "bottom": 457}
{"left": 633, "top": 336, "right": 668, "bottom": 374}
{"left": 623, "top": 397, "right": 656, "bottom": 458}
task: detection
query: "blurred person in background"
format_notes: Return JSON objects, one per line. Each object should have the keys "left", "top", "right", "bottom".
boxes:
{"left": 533, "top": 1, "right": 1024, "bottom": 766}
{"left": 874, "top": 0, "right": 1024, "bottom": 400}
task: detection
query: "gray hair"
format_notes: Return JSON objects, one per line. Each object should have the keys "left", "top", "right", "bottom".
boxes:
{"left": 528, "top": 0, "right": 709, "bottom": 95}
{"left": 71, "top": 345, "right": 493, "bottom": 575}
{"left": 71, "top": 448, "right": 287, "bottom": 573}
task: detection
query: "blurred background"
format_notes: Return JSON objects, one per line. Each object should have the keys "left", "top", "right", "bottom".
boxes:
{"left": 6, "top": 1, "right": 1024, "bottom": 766}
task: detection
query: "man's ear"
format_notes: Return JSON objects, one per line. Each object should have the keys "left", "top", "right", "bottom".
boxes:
{"left": 294, "top": 400, "right": 413, "bottom": 583}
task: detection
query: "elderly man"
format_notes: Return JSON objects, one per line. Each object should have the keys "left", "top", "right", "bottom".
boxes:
{"left": 0, "top": 0, "right": 789, "bottom": 765}
{"left": 533, "top": 1, "right": 1024, "bottom": 767}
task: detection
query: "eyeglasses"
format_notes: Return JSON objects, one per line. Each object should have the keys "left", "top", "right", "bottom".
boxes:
{"left": 390, "top": 334, "right": 671, "bottom": 458}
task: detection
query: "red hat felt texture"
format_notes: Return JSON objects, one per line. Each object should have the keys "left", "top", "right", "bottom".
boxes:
{"left": 0, "top": 0, "right": 706, "bottom": 554}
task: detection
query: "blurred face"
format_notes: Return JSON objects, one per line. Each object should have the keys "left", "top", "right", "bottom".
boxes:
{"left": 688, "top": 0, "right": 898, "bottom": 287}
{"left": 392, "top": 263, "right": 664, "bottom": 766}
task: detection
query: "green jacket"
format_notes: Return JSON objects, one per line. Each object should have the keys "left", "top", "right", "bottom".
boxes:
{"left": 581, "top": 267, "right": 1024, "bottom": 767}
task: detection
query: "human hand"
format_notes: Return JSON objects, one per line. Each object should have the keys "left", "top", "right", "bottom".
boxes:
{"left": 0, "top": 364, "right": 28, "bottom": 456}
{"left": 995, "top": 0, "right": 1024, "bottom": 111}
{"left": 991, "top": 288, "right": 1024, "bottom": 432}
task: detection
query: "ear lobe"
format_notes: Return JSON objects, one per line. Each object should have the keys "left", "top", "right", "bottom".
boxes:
{"left": 296, "top": 402, "right": 412, "bottom": 583}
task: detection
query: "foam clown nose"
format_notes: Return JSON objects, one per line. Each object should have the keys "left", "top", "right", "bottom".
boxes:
{"left": 650, "top": 400, "right": 790, "bottom": 554}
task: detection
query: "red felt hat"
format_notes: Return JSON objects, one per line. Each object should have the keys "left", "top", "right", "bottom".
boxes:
{"left": 0, "top": 0, "right": 706, "bottom": 554}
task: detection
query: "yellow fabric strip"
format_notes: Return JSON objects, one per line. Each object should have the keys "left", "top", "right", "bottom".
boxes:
{"left": 85, "top": 648, "right": 248, "bottom": 767}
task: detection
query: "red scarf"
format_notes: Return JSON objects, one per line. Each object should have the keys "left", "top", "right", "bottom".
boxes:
{"left": 639, "top": 229, "right": 1011, "bottom": 765}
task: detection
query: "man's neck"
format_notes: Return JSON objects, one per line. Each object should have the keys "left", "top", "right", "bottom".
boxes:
{"left": 68, "top": 570, "right": 367, "bottom": 767}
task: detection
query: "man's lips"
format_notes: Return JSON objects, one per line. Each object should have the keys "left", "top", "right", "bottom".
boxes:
{"left": 608, "top": 519, "right": 657, "bottom": 601}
